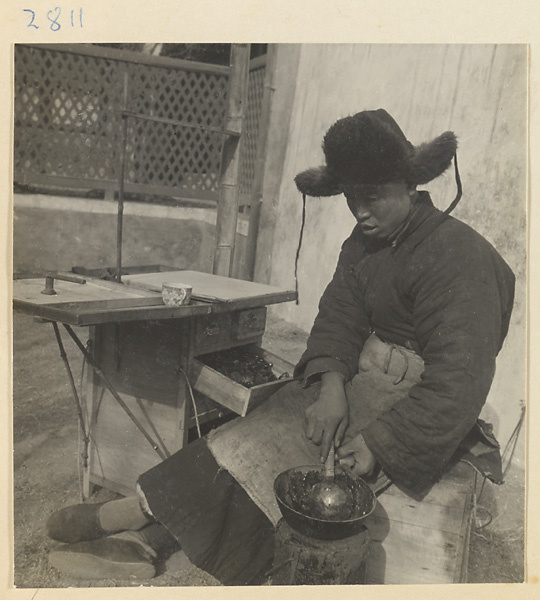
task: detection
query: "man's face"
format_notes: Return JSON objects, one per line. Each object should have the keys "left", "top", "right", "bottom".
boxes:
{"left": 344, "top": 182, "right": 415, "bottom": 240}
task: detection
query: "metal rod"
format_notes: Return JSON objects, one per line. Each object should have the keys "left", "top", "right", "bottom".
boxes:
{"left": 51, "top": 322, "right": 89, "bottom": 467}
{"left": 116, "top": 114, "right": 129, "bottom": 283}
{"left": 41, "top": 276, "right": 57, "bottom": 295}
{"left": 41, "top": 272, "right": 87, "bottom": 295}
{"left": 134, "top": 397, "right": 171, "bottom": 459}
{"left": 62, "top": 323, "right": 167, "bottom": 461}
{"left": 50, "top": 271, "right": 87, "bottom": 284}
{"left": 324, "top": 440, "right": 335, "bottom": 479}
{"left": 120, "top": 109, "right": 240, "bottom": 138}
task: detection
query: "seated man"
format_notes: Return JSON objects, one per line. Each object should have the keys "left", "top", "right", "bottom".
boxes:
{"left": 46, "top": 109, "right": 515, "bottom": 585}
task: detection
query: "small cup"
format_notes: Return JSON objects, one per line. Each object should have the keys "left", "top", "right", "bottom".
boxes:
{"left": 162, "top": 282, "right": 193, "bottom": 307}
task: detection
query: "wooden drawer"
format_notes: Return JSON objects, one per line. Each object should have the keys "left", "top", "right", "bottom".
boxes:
{"left": 194, "top": 313, "right": 234, "bottom": 349}
{"left": 190, "top": 346, "right": 294, "bottom": 417}
{"left": 194, "top": 308, "right": 267, "bottom": 351}
{"left": 237, "top": 307, "right": 266, "bottom": 339}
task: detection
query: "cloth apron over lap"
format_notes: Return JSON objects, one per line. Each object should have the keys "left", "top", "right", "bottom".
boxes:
{"left": 207, "top": 333, "right": 424, "bottom": 525}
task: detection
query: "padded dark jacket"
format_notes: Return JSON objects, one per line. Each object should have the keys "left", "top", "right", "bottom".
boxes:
{"left": 294, "top": 192, "right": 515, "bottom": 496}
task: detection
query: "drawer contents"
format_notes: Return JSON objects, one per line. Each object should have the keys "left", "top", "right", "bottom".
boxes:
{"left": 190, "top": 345, "right": 294, "bottom": 417}
{"left": 199, "top": 346, "right": 290, "bottom": 388}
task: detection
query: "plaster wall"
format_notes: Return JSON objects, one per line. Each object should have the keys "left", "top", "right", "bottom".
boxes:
{"left": 261, "top": 44, "right": 527, "bottom": 456}
{"left": 13, "top": 194, "right": 249, "bottom": 277}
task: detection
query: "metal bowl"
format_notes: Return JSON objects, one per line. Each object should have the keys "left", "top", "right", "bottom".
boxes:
{"left": 274, "top": 465, "right": 377, "bottom": 540}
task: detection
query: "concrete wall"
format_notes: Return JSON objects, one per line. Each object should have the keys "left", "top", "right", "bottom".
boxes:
{"left": 13, "top": 194, "right": 249, "bottom": 277}
{"left": 256, "top": 44, "right": 527, "bottom": 457}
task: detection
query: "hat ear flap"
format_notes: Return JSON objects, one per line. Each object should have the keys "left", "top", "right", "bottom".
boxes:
{"left": 407, "top": 131, "right": 458, "bottom": 184}
{"left": 295, "top": 166, "right": 343, "bottom": 197}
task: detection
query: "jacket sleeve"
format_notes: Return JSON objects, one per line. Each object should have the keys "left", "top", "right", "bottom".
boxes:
{"left": 294, "top": 225, "right": 372, "bottom": 385}
{"left": 361, "top": 228, "right": 515, "bottom": 497}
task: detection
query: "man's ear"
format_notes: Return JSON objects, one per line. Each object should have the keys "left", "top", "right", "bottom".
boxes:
{"left": 407, "top": 184, "right": 418, "bottom": 199}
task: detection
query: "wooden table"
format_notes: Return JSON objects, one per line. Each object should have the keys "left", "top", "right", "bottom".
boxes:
{"left": 13, "top": 268, "right": 296, "bottom": 498}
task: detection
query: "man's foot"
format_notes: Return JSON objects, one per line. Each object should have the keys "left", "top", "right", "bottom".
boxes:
{"left": 47, "top": 497, "right": 150, "bottom": 543}
{"left": 47, "top": 502, "right": 110, "bottom": 544}
{"left": 48, "top": 537, "right": 156, "bottom": 581}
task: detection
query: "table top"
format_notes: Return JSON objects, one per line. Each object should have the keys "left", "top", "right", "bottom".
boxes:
{"left": 13, "top": 270, "right": 297, "bottom": 326}
{"left": 122, "top": 270, "right": 295, "bottom": 303}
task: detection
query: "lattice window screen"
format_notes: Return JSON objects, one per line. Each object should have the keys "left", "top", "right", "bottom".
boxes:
{"left": 238, "top": 65, "right": 266, "bottom": 199}
{"left": 14, "top": 46, "right": 124, "bottom": 183}
{"left": 125, "top": 120, "right": 223, "bottom": 193}
{"left": 125, "top": 63, "right": 227, "bottom": 127}
{"left": 123, "top": 61, "right": 228, "bottom": 196}
{"left": 14, "top": 45, "right": 237, "bottom": 203}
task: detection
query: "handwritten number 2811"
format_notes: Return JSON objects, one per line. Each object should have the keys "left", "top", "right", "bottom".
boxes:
{"left": 23, "top": 8, "right": 84, "bottom": 30}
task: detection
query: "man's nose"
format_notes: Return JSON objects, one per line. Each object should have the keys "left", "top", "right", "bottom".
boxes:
{"left": 354, "top": 203, "right": 371, "bottom": 220}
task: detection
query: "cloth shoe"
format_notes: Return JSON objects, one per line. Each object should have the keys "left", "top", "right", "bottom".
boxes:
{"left": 47, "top": 497, "right": 150, "bottom": 543}
{"left": 48, "top": 536, "right": 156, "bottom": 581}
{"left": 47, "top": 502, "right": 111, "bottom": 543}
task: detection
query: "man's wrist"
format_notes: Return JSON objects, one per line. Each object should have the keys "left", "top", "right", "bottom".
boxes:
{"left": 320, "top": 371, "right": 346, "bottom": 388}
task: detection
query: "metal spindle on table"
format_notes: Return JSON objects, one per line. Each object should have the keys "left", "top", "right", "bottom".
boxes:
{"left": 116, "top": 114, "right": 129, "bottom": 283}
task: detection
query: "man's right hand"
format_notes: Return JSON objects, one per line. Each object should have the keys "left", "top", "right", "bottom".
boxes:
{"left": 304, "top": 371, "right": 349, "bottom": 463}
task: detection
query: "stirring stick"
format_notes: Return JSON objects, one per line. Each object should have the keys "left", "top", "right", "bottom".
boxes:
{"left": 324, "top": 440, "right": 335, "bottom": 479}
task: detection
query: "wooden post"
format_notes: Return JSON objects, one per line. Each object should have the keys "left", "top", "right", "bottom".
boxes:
{"left": 245, "top": 45, "right": 278, "bottom": 281}
{"left": 271, "top": 520, "right": 370, "bottom": 585}
{"left": 173, "top": 319, "right": 194, "bottom": 451}
{"left": 83, "top": 326, "right": 99, "bottom": 499}
{"left": 213, "top": 44, "right": 251, "bottom": 277}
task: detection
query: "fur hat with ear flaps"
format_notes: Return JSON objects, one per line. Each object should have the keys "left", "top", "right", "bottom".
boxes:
{"left": 295, "top": 109, "right": 458, "bottom": 197}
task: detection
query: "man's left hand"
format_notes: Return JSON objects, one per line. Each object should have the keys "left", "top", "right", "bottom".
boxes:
{"left": 336, "top": 433, "right": 377, "bottom": 477}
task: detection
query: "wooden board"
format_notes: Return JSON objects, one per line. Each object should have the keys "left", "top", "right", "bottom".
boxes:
{"left": 364, "top": 461, "right": 475, "bottom": 584}
{"left": 123, "top": 270, "right": 296, "bottom": 303}
{"left": 53, "top": 302, "right": 213, "bottom": 327}
{"left": 13, "top": 276, "right": 214, "bottom": 326}
{"left": 13, "top": 276, "right": 163, "bottom": 309}
{"left": 86, "top": 386, "right": 185, "bottom": 496}
{"left": 85, "top": 321, "right": 192, "bottom": 497}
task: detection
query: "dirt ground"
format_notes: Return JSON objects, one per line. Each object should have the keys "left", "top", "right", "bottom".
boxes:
{"left": 11, "top": 312, "right": 525, "bottom": 588}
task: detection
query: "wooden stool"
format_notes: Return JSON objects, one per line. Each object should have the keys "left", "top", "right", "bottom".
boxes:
{"left": 271, "top": 520, "right": 370, "bottom": 585}
{"left": 364, "top": 462, "right": 476, "bottom": 583}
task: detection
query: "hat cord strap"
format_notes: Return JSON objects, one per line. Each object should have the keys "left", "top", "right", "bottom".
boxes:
{"left": 444, "top": 152, "right": 463, "bottom": 215}
{"left": 294, "top": 193, "right": 307, "bottom": 305}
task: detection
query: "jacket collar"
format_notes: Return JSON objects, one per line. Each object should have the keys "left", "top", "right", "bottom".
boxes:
{"left": 391, "top": 191, "right": 449, "bottom": 253}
